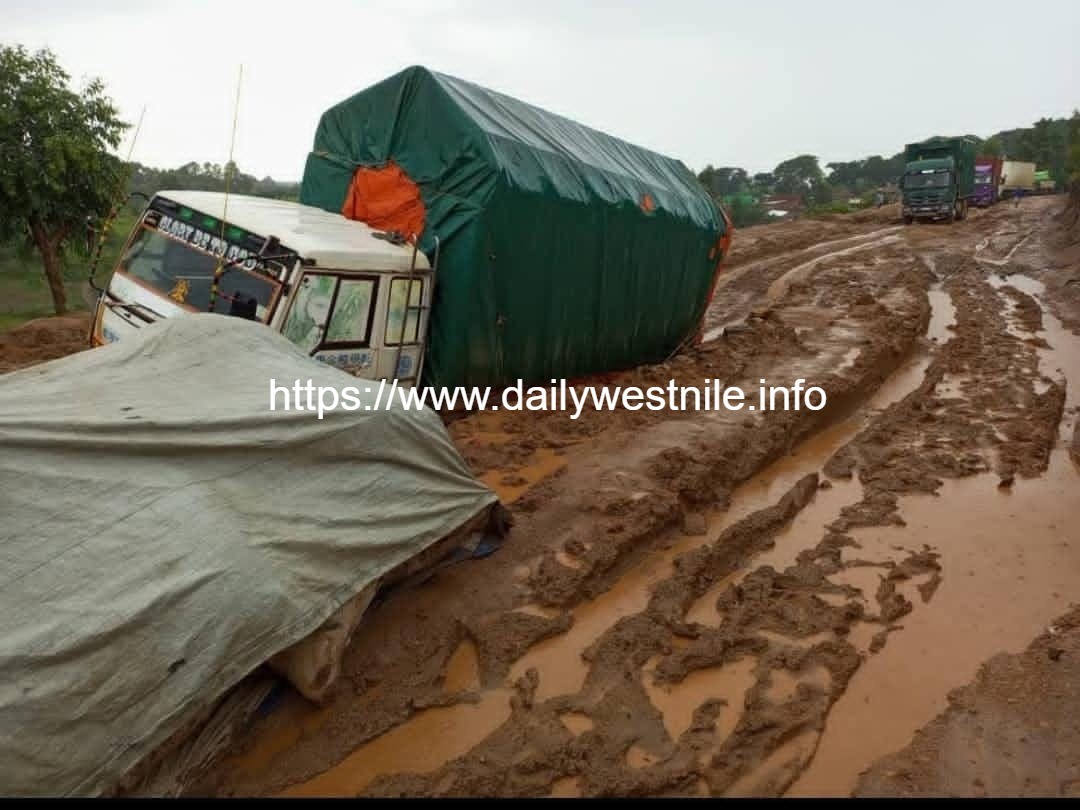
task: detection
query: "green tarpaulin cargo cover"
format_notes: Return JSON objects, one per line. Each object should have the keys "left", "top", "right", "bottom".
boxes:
{"left": 301, "top": 66, "right": 730, "bottom": 389}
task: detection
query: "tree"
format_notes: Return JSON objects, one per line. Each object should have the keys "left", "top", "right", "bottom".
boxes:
{"left": 697, "top": 165, "right": 749, "bottom": 197}
{"left": 773, "top": 154, "right": 826, "bottom": 205}
{"left": 726, "top": 194, "right": 770, "bottom": 227}
{"left": 978, "top": 135, "right": 1004, "bottom": 157}
{"left": 1068, "top": 110, "right": 1080, "bottom": 184}
{"left": 826, "top": 160, "right": 861, "bottom": 192}
{"left": 0, "top": 45, "right": 127, "bottom": 314}
{"left": 750, "top": 172, "right": 776, "bottom": 195}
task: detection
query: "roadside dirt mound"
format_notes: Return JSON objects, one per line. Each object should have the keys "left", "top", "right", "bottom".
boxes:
{"left": 847, "top": 202, "right": 902, "bottom": 225}
{"left": 1034, "top": 193, "right": 1080, "bottom": 336}
{"left": 856, "top": 605, "right": 1080, "bottom": 797}
{"left": 1058, "top": 180, "right": 1080, "bottom": 243}
{"left": 0, "top": 313, "right": 91, "bottom": 374}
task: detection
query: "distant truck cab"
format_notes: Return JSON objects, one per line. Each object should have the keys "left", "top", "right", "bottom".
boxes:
{"left": 972, "top": 156, "right": 1003, "bottom": 207}
{"left": 91, "top": 191, "right": 434, "bottom": 383}
{"left": 900, "top": 137, "right": 977, "bottom": 224}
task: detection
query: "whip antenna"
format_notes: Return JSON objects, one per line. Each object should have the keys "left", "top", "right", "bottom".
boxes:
{"left": 209, "top": 64, "right": 244, "bottom": 311}
{"left": 87, "top": 104, "right": 146, "bottom": 289}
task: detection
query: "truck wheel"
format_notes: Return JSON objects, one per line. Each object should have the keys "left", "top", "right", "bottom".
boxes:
{"left": 903, "top": 215, "right": 914, "bottom": 225}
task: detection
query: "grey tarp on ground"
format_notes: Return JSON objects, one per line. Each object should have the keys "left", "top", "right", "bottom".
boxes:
{"left": 0, "top": 314, "right": 497, "bottom": 796}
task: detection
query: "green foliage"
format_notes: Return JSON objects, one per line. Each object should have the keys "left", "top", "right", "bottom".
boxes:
{"left": 125, "top": 160, "right": 299, "bottom": 210}
{"left": 978, "top": 134, "right": 1004, "bottom": 157}
{"left": 808, "top": 200, "right": 854, "bottom": 216}
{"left": 750, "top": 173, "right": 775, "bottom": 194}
{"left": 697, "top": 165, "right": 749, "bottom": 197}
{"left": 0, "top": 44, "right": 127, "bottom": 313}
{"left": 0, "top": 209, "right": 133, "bottom": 325}
{"left": 773, "top": 154, "right": 823, "bottom": 196}
{"left": 725, "top": 195, "right": 771, "bottom": 228}
{"left": 826, "top": 153, "right": 906, "bottom": 193}
{"left": 994, "top": 117, "right": 1071, "bottom": 185}
{"left": 1068, "top": 110, "right": 1080, "bottom": 184}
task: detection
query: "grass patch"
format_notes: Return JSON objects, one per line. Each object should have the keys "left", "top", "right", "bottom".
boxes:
{"left": 0, "top": 211, "right": 132, "bottom": 317}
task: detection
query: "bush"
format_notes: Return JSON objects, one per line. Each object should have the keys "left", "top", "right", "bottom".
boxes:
{"left": 807, "top": 201, "right": 852, "bottom": 217}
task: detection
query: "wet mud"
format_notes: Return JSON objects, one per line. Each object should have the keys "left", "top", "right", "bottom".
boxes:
{"left": 21, "top": 197, "right": 1074, "bottom": 798}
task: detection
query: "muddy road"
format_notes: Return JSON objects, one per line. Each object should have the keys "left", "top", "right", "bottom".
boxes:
{"left": 182, "top": 195, "right": 1077, "bottom": 798}
{"left": 7, "top": 197, "right": 1075, "bottom": 797}
{"left": 199, "top": 196, "right": 1079, "bottom": 798}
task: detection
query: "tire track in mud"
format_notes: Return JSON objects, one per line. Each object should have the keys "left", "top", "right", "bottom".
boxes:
{"left": 791, "top": 252, "right": 1075, "bottom": 795}
{"left": 703, "top": 225, "right": 904, "bottom": 338}
{"left": 348, "top": 253, "right": 1062, "bottom": 798}
{"left": 201, "top": 207, "right": 1073, "bottom": 798}
{"left": 199, "top": 239, "right": 933, "bottom": 797}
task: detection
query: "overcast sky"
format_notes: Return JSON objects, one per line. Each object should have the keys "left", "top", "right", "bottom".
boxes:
{"left": 5, "top": 0, "right": 1079, "bottom": 180}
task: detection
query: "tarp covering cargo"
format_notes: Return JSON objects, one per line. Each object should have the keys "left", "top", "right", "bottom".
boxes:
{"left": 301, "top": 66, "right": 730, "bottom": 389}
{"left": 0, "top": 314, "right": 497, "bottom": 796}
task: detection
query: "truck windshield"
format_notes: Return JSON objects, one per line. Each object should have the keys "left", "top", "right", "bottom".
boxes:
{"left": 904, "top": 172, "right": 951, "bottom": 189}
{"left": 974, "top": 173, "right": 992, "bottom": 184}
{"left": 119, "top": 226, "right": 280, "bottom": 321}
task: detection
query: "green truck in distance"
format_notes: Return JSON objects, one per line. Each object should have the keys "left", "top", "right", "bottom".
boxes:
{"left": 900, "top": 136, "right": 977, "bottom": 224}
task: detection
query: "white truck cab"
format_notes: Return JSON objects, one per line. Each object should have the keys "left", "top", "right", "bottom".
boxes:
{"left": 91, "top": 191, "right": 433, "bottom": 383}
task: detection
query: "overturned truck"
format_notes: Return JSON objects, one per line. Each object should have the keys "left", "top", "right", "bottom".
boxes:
{"left": 301, "top": 66, "right": 732, "bottom": 389}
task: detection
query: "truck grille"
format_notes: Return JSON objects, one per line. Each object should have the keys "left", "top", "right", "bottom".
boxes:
{"left": 907, "top": 192, "right": 944, "bottom": 206}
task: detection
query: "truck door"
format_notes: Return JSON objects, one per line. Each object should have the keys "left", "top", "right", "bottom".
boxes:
{"left": 281, "top": 273, "right": 338, "bottom": 353}
{"left": 281, "top": 271, "right": 380, "bottom": 375}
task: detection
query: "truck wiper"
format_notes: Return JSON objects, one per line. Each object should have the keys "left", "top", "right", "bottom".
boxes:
{"left": 104, "top": 297, "right": 163, "bottom": 323}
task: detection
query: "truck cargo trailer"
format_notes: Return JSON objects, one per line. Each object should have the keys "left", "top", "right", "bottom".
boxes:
{"left": 1000, "top": 161, "right": 1036, "bottom": 199}
{"left": 900, "top": 136, "right": 977, "bottom": 223}
{"left": 300, "top": 66, "right": 732, "bottom": 389}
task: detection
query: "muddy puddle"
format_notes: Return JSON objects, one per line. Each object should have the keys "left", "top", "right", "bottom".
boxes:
{"left": 926, "top": 286, "right": 956, "bottom": 343}
{"left": 988, "top": 273, "right": 1080, "bottom": 433}
{"left": 789, "top": 451, "right": 1079, "bottom": 795}
{"left": 237, "top": 259, "right": 1077, "bottom": 798}
{"left": 787, "top": 272, "right": 1080, "bottom": 796}
{"left": 270, "top": 285, "right": 946, "bottom": 796}
{"left": 480, "top": 447, "right": 568, "bottom": 504}
{"left": 642, "top": 654, "right": 758, "bottom": 742}
{"left": 281, "top": 688, "right": 514, "bottom": 797}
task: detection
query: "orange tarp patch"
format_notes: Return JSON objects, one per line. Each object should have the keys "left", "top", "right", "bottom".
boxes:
{"left": 341, "top": 162, "right": 426, "bottom": 239}
{"left": 695, "top": 206, "right": 735, "bottom": 345}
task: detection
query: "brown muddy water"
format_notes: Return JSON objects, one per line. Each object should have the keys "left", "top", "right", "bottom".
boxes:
{"left": 267, "top": 290, "right": 947, "bottom": 796}
{"left": 250, "top": 269, "right": 1078, "bottom": 798}
{"left": 790, "top": 272, "right": 1080, "bottom": 795}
